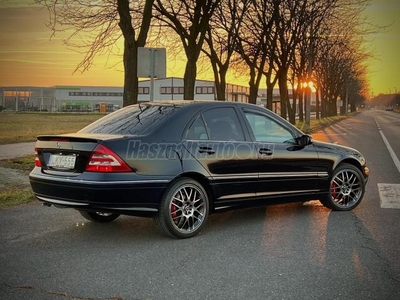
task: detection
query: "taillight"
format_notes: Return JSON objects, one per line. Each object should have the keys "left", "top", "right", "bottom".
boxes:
{"left": 34, "top": 147, "right": 42, "bottom": 167}
{"left": 85, "top": 145, "right": 131, "bottom": 173}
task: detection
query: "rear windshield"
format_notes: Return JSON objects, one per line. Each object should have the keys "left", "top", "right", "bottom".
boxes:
{"left": 79, "top": 103, "right": 182, "bottom": 135}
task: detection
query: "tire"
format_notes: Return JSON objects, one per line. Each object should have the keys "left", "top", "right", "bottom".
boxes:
{"left": 79, "top": 211, "right": 120, "bottom": 223}
{"left": 320, "top": 163, "right": 365, "bottom": 211}
{"left": 154, "top": 178, "right": 209, "bottom": 239}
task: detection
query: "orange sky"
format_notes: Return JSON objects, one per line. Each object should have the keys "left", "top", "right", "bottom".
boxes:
{"left": 0, "top": 0, "right": 399, "bottom": 96}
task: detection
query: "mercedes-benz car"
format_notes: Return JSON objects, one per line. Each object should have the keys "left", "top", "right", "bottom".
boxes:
{"left": 29, "top": 101, "right": 369, "bottom": 238}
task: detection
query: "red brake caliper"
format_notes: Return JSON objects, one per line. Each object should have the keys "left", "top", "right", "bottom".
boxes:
{"left": 171, "top": 201, "right": 177, "bottom": 218}
{"left": 331, "top": 182, "right": 338, "bottom": 199}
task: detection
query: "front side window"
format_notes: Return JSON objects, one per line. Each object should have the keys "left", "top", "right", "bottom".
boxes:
{"left": 244, "top": 112, "right": 295, "bottom": 144}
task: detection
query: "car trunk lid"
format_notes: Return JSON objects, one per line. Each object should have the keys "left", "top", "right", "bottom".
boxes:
{"left": 35, "top": 133, "right": 126, "bottom": 175}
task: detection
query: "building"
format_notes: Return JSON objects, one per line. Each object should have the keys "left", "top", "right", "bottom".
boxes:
{"left": 0, "top": 78, "right": 250, "bottom": 112}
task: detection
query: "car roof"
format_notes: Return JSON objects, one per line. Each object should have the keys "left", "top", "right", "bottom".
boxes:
{"left": 136, "top": 100, "right": 260, "bottom": 110}
{"left": 136, "top": 101, "right": 277, "bottom": 141}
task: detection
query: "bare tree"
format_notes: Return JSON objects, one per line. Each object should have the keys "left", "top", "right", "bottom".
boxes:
{"left": 153, "top": 0, "right": 221, "bottom": 100}
{"left": 202, "top": 0, "right": 249, "bottom": 100}
{"left": 232, "top": 0, "right": 278, "bottom": 104}
{"left": 273, "top": 0, "right": 338, "bottom": 123}
{"left": 289, "top": 43, "right": 309, "bottom": 122}
{"left": 34, "top": 0, "right": 154, "bottom": 106}
{"left": 118, "top": 0, "right": 154, "bottom": 106}
{"left": 312, "top": 0, "right": 373, "bottom": 116}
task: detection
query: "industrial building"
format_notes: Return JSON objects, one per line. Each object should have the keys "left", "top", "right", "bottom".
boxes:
{"left": 0, "top": 78, "right": 250, "bottom": 112}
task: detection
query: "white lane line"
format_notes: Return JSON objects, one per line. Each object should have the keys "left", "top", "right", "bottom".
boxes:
{"left": 378, "top": 183, "right": 400, "bottom": 209}
{"left": 375, "top": 118, "right": 400, "bottom": 173}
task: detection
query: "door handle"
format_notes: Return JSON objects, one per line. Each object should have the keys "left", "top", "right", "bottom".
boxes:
{"left": 259, "top": 148, "right": 273, "bottom": 156}
{"left": 198, "top": 146, "right": 215, "bottom": 155}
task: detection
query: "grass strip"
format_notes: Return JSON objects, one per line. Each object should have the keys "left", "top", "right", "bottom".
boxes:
{"left": 296, "top": 113, "right": 357, "bottom": 133}
{"left": 0, "top": 112, "right": 104, "bottom": 144}
{"left": 1, "top": 155, "right": 36, "bottom": 171}
{"left": 0, "top": 188, "right": 34, "bottom": 208}
{"left": 0, "top": 156, "right": 35, "bottom": 208}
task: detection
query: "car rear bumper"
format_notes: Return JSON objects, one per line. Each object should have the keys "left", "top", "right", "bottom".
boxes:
{"left": 29, "top": 169, "right": 171, "bottom": 215}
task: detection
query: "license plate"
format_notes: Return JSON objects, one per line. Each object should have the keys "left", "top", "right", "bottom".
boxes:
{"left": 48, "top": 155, "right": 76, "bottom": 169}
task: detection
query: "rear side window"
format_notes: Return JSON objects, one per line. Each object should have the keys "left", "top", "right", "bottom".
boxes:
{"left": 80, "top": 104, "right": 181, "bottom": 135}
{"left": 186, "top": 116, "right": 208, "bottom": 140}
{"left": 202, "top": 107, "right": 245, "bottom": 141}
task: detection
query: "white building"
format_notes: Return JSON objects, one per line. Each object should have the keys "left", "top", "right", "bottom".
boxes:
{"left": 1, "top": 78, "right": 250, "bottom": 112}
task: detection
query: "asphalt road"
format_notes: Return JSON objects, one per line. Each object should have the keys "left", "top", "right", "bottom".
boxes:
{"left": 1, "top": 109, "right": 399, "bottom": 300}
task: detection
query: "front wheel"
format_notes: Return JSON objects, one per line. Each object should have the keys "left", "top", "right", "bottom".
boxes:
{"left": 154, "top": 178, "right": 209, "bottom": 239}
{"left": 320, "top": 163, "right": 365, "bottom": 211}
{"left": 79, "top": 211, "right": 120, "bottom": 223}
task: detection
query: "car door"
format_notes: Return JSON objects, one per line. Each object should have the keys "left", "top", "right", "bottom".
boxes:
{"left": 242, "top": 109, "right": 320, "bottom": 198}
{"left": 182, "top": 107, "right": 259, "bottom": 204}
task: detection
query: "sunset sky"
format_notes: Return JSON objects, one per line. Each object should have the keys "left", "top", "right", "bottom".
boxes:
{"left": 0, "top": 0, "right": 399, "bottom": 97}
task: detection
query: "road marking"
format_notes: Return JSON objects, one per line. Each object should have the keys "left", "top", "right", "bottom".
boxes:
{"left": 378, "top": 183, "right": 400, "bottom": 209}
{"left": 375, "top": 118, "right": 400, "bottom": 173}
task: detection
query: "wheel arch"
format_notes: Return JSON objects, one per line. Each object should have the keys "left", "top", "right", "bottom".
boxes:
{"left": 171, "top": 172, "right": 215, "bottom": 212}
{"left": 335, "top": 158, "right": 364, "bottom": 174}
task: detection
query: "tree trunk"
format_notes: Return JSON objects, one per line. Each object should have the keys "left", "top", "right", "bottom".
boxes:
{"left": 266, "top": 84, "right": 274, "bottom": 110}
{"left": 315, "top": 88, "right": 320, "bottom": 119}
{"left": 212, "top": 62, "right": 228, "bottom": 100}
{"left": 122, "top": 41, "right": 138, "bottom": 106}
{"left": 248, "top": 66, "right": 264, "bottom": 105}
{"left": 264, "top": 70, "right": 277, "bottom": 110}
{"left": 328, "top": 97, "right": 338, "bottom": 116}
{"left": 298, "top": 88, "right": 304, "bottom": 122}
{"left": 248, "top": 86, "right": 258, "bottom": 104}
{"left": 215, "top": 72, "right": 227, "bottom": 100}
{"left": 321, "top": 94, "right": 326, "bottom": 118}
{"left": 117, "top": 0, "right": 138, "bottom": 106}
{"left": 278, "top": 70, "right": 294, "bottom": 122}
{"left": 183, "top": 57, "right": 197, "bottom": 100}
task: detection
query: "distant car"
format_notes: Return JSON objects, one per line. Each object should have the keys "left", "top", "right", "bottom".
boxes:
{"left": 30, "top": 101, "right": 369, "bottom": 238}
{"left": 385, "top": 107, "right": 394, "bottom": 111}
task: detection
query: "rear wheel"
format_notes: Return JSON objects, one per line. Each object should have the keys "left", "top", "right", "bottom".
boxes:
{"left": 79, "top": 211, "right": 120, "bottom": 223}
{"left": 320, "top": 163, "right": 365, "bottom": 211}
{"left": 154, "top": 178, "right": 209, "bottom": 239}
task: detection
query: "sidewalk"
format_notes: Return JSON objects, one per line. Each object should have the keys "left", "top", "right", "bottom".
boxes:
{"left": 0, "top": 142, "right": 36, "bottom": 160}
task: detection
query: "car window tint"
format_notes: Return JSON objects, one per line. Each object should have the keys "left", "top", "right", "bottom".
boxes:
{"left": 79, "top": 104, "right": 182, "bottom": 135}
{"left": 202, "top": 107, "right": 244, "bottom": 141}
{"left": 245, "top": 112, "right": 295, "bottom": 143}
{"left": 186, "top": 116, "right": 208, "bottom": 140}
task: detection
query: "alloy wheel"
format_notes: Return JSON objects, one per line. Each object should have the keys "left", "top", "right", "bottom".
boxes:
{"left": 330, "top": 169, "right": 363, "bottom": 208}
{"left": 169, "top": 184, "right": 207, "bottom": 234}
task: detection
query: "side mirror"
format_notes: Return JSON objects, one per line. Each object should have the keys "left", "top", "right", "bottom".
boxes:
{"left": 297, "top": 134, "right": 313, "bottom": 147}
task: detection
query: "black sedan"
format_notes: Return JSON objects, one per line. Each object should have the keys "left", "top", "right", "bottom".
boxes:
{"left": 30, "top": 101, "right": 369, "bottom": 238}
